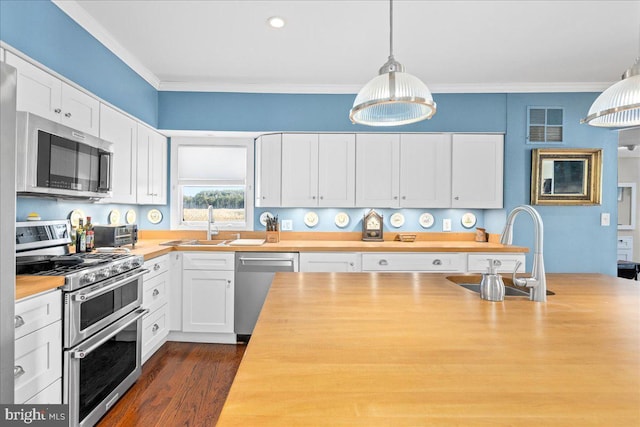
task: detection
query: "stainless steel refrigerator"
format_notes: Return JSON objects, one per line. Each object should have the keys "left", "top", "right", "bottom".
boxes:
{"left": 0, "top": 60, "right": 18, "bottom": 403}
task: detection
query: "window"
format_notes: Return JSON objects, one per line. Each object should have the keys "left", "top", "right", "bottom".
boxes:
{"left": 170, "top": 137, "right": 254, "bottom": 230}
{"left": 527, "top": 107, "right": 564, "bottom": 143}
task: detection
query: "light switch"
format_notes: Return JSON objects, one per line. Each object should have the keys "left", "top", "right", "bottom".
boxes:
{"left": 600, "top": 213, "right": 610, "bottom": 226}
{"left": 443, "top": 218, "right": 452, "bottom": 232}
{"left": 281, "top": 219, "right": 293, "bottom": 230}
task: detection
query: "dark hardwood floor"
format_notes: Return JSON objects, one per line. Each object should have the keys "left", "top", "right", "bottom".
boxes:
{"left": 97, "top": 342, "right": 245, "bottom": 427}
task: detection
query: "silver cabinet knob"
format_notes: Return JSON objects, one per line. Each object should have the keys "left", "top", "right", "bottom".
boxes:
{"left": 54, "top": 108, "right": 61, "bottom": 114}
{"left": 153, "top": 263, "right": 161, "bottom": 271}
{"left": 379, "top": 259, "right": 388, "bottom": 266}
{"left": 64, "top": 112, "right": 72, "bottom": 118}
{"left": 152, "top": 289, "right": 160, "bottom": 296}
{"left": 432, "top": 259, "right": 442, "bottom": 265}
{"left": 14, "top": 315, "right": 25, "bottom": 328}
{"left": 152, "top": 324, "right": 159, "bottom": 333}
{"left": 402, "top": 196, "right": 406, "bottom": 200}
{"left": 454, "top": 196, "right": 459, "bottom": 200}
{"left": 14, "top": 366, "right": 25, "bottom": 378}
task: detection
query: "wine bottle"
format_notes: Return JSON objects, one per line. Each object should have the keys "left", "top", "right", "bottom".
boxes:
{"left": 85, "top": 216, "right": 94, "bottom": 252}
{"left": 76, "top": 219, "right": 86, "bottom": 253}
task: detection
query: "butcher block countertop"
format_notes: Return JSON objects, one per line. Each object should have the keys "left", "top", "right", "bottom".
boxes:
{"left": 218, "top": 272, "right": 640, "bottom": 427}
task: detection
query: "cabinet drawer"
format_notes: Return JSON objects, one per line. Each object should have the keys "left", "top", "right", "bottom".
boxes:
{"left": 15, "top": 290, "right": 61, "bottom": 340}
{"left": 300, "top": 252, "right": 361, "bottom": 272}
{"left": 142, "top": 304, "right": 168, "bottom": 364}
{"left": 143, "top": 270, "right": 169, "bottom": 314}
{"left": 467, "top": 254, "right": 526, "bottom": 273}
{"left": 617, "top": 236, "right": 633, "bottom": 250}
{"left": 144, "top": 254, "right": 169, "bottom": 280}
{"left": 183, "top": 252, "right": 234, "bottom": 271}
{"left": 362, "top": 253, "right": 466, "bottom": 272}
{"left": 14, "top": 320, "right": 62, "bottom": 404}
{"left": 24, "top": 378, "right": 61, "bottom": 404}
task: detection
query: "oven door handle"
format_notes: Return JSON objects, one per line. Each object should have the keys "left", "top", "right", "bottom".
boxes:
{"left": 70, "top": 308, "right": 149, "bottom": 359}
{"left": 73, "top": 269, "right": 149, "bottom": 302}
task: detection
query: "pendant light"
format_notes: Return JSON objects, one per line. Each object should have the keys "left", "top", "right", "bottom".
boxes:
{"left": 581, "top": 57, "right": 640, "bottom": 127}
{"left": 349, "top": 0, "right": 436, "bottom": 126}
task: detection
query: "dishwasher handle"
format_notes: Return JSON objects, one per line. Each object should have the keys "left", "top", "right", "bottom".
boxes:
{"left": 238, "top": 256, "right": 296, "bottom": 264}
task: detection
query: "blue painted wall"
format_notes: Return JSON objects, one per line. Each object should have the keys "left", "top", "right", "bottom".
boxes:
{"left": 2, "top": 0, "right": 620, "bottom": 275}
{"left": 0, "top": 0, "right": 158, "bottom": 126}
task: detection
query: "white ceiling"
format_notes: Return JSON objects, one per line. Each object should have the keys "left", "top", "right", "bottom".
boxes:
{"left": 54, "top": 0, "right": 640, "bottom": 94}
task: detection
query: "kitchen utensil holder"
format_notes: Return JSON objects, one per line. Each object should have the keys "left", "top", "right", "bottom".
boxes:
{"left": 266, "top": 231, "right": 280, "bottom": 243}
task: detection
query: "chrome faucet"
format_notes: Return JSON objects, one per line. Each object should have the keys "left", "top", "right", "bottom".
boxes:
{"left": 207, "top": 205, "right": 219, "bottom": 239}
{"left": 500, "top": 205, "right": 547, "bottom": 302}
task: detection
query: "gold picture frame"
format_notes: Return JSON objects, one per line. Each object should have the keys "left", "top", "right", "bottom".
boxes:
{"left": 531, "top": 148, "right": 602, "bottom": 205}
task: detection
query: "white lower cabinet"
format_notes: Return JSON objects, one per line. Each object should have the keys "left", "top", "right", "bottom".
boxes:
{"left": 300, "top": 252, "right": 361, "bottom": 272}
{"left": 362, "top": 253, "right": 467, "bottom": 272}
{"left": 182, "top": 253, "right": 234, "bottom": 334}
{"left": 14, "top": 289, "right": 62, "bottom": 404}
{"left": 141, "top": 255, "right": 169, "bottom": 364}
{"left": 467, "top": 253, "right": 526, "bottom": 273}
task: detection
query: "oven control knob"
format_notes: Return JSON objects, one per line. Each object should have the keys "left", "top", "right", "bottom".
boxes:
{"left": 122, "top": 261, "right": 132, "bottom": 271}
{"left": 82, "top": 273, "right": 96, "bottom": 285}
{"left": 97, "top": 268, "right": 110, "bottom": 280}
{"left": 131, "top": 258, "right": 142, "bottom": 268}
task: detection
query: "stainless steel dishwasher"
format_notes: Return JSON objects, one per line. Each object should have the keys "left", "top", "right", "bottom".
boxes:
{"left": 235, "top": 252, "right": 299, "bottom": 338}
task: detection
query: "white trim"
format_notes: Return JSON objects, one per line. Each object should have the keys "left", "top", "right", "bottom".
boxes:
{"left": 51, "top": 0, "right": 161, "bottom": 89}
{"left": 158, "top": 80, "right": 613, "bottom": 94}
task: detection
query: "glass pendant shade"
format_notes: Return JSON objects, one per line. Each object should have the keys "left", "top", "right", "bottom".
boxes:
{"left": 350, "top": 70, "right": 437, "bottom": 126}
{"left": 582, "top": 58, "right": 640, "bottom": 127}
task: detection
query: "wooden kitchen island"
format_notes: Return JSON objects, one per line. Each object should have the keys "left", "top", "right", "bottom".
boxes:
{"left": 218, "top": 273, "right": 640, "bottom": 426}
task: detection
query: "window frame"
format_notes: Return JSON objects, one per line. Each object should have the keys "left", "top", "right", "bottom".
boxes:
{"left": 170, "top": 136, "right": 255, "bottom": 231}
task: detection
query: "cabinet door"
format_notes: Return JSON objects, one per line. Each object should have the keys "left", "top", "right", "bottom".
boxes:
{"left": 137, "top": 125, "right": 167, "bottom": 204}
{"left": 281, "top": 133, "right": 319, "bottom": 206}
{"left": 59, "top": 82, "right": 100, "bottom": 136}
{"left": 451, "top": 134, "right": 504, "bottom": 208}
{"left": 6, "top": 52, "right": 62, "bottom": 122}
{"left": 100, "top": 103, "right": 138, "bottom": 203}
{"left": 255, "top": 134, "right": 282, "bottom": 207}
{"left": 169, "top": 252, "right": 183, "bottom": 331}
{"left": 400, "top": 134, "right": 452, "bottom": 208}
{"left": 182, "top": 270, "right": 234, "bottom": 333}
{"left": 300, "top": 252, "right": 361, "bottom": 272}
{"left": 356, "top": 134, "right": 400, "bottom": 207}
{"left": 318, "top": 134, "right": 355, "bottom": 207}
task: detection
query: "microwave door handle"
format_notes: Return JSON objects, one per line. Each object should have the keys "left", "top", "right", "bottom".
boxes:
{"left": 98, "top": 151, "right": 111, "bottom": 191}
{"left": 70, "top": 308, "right": 149, "bottom": 359}
{"left": 72, "top": 269, "right": 149, "bottom": 302}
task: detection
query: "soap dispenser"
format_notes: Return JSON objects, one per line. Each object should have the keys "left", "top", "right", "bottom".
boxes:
{"left": 480, "top": 259, "right": 505, "bottom": 302}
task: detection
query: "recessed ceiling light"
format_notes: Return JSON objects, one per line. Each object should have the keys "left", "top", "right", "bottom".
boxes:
{"left": 267, "top": 16, "right": 285, "bottom": 29}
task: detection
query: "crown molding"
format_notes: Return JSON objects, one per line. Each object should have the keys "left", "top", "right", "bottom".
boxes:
{"left": 52, "top": 0, "right": 161, "bottom": 89}
{"left": 159, "top": 80, "right": 612, "bottom": 94}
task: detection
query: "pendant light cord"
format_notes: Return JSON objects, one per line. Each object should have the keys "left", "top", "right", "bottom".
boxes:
{"left": 389, "top": 0, "right": 394, "bottom": 59}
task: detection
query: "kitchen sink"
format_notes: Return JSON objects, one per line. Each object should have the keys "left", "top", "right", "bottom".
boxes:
{"left": 456, "top": 283, "right": 530, "bottom": 297}
{"left": 159, "top": 239, "right": 230, "bottom": 246}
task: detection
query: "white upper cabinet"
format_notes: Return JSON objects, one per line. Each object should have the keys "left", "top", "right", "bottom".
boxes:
{"left": 99, "top": 103, "right": 138, "bottom": 204}
{"left": 318, "top": 133, "right": 355, "bottom": 207}
{"left": 281, "top": 133, "right": 355, "bottom": 207}
{"left": 281, "top": 133, "right": 319, "bottom": 206}
{"left": 255, "top": 134, "right": 282, "bottom": 207}
{"left": 356, "top": 133, "right": 401, "bottom": 207}
{"left": 137, "top": 124, "right": 167, "bottom": 205}
{"left": 399, "top": 134, "right": 452, "bottom": 208}
{"left": 6, "top": 52, "right": 99, "bottom": 136}
{"left": 451, "top": 134, "right": 504, "bottom": 208}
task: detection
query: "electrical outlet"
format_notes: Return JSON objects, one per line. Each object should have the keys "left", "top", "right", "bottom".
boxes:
{"left": 443, "top": 218, "right": 452, "bottom": 232}
{"left": 600, "top": 213, "right": 610, "bottom": 226}
{"left": 281, "top": 219, "right": 293, "bottom": 230}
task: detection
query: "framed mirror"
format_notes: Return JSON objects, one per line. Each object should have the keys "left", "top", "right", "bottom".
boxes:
{"left": 618, "top": 182, "right": 636, "bottom": 230}
{"left": 531, "top": 148, "right": 602, "bottom": 205}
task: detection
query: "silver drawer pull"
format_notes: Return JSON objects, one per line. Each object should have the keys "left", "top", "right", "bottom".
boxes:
{"left": 14, "top": 366, "right": 25, "bottom": 378}
{"left": 152, "top": 324, "right": 159, "bottom": 333}
{"left": 432, "top": 259, "right": 442, "bottom": 265}
{"left": 378, "top": 259, "right": 388, "bottom": 266}
{"left": 153, "top": 263, "right": 161, "bottom": 271}
{"left": 14, "top": 315, "right": 25, "bottom": 328}
{"left": 152, "top": 289, "right": 160, "bottom": 297}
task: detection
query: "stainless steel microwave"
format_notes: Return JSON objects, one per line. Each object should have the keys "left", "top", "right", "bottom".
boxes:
{"left": 16, "top": 112, "right": 113, "bottom": 199}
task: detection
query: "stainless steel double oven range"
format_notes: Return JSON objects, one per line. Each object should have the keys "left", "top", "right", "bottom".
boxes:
{"left": 16, "top": 220, "right": 148, "bottom": 426}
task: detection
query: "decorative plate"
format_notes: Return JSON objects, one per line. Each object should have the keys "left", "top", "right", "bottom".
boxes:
{"left": 390, "top": 212, "right": 405, "bottom": 228}
{"left": 108, "top": 209, "right": 121, "bottom": 225}
{"left": 304, "top": 211, "right": 319, "bottom": 227}
{"left": 259, "top": 212, "right": 273, "bottom": 227}
{"left": 69, "top": 209, "right": 85, "bottom": 228}
{"left": 335, "top": 212, "right": 350, "bottom": 228}
{"left": 147, "top": 209, "right": 163, "bottom": 224}
{"left": 125, "top": 209, "right": 137, "bottom": 224}
{"left": 461, "top": 212, "right": 477, "bottom": 229}
{"left": 419, "top": 212, "right": 435, "bottom": 229}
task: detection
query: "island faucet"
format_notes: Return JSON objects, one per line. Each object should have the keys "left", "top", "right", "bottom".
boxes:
{"left": 207, "top": 205, "right": 219, "bottom": 240}
{"left": 500, "top": 205, "right": 547, "bottom": 302}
